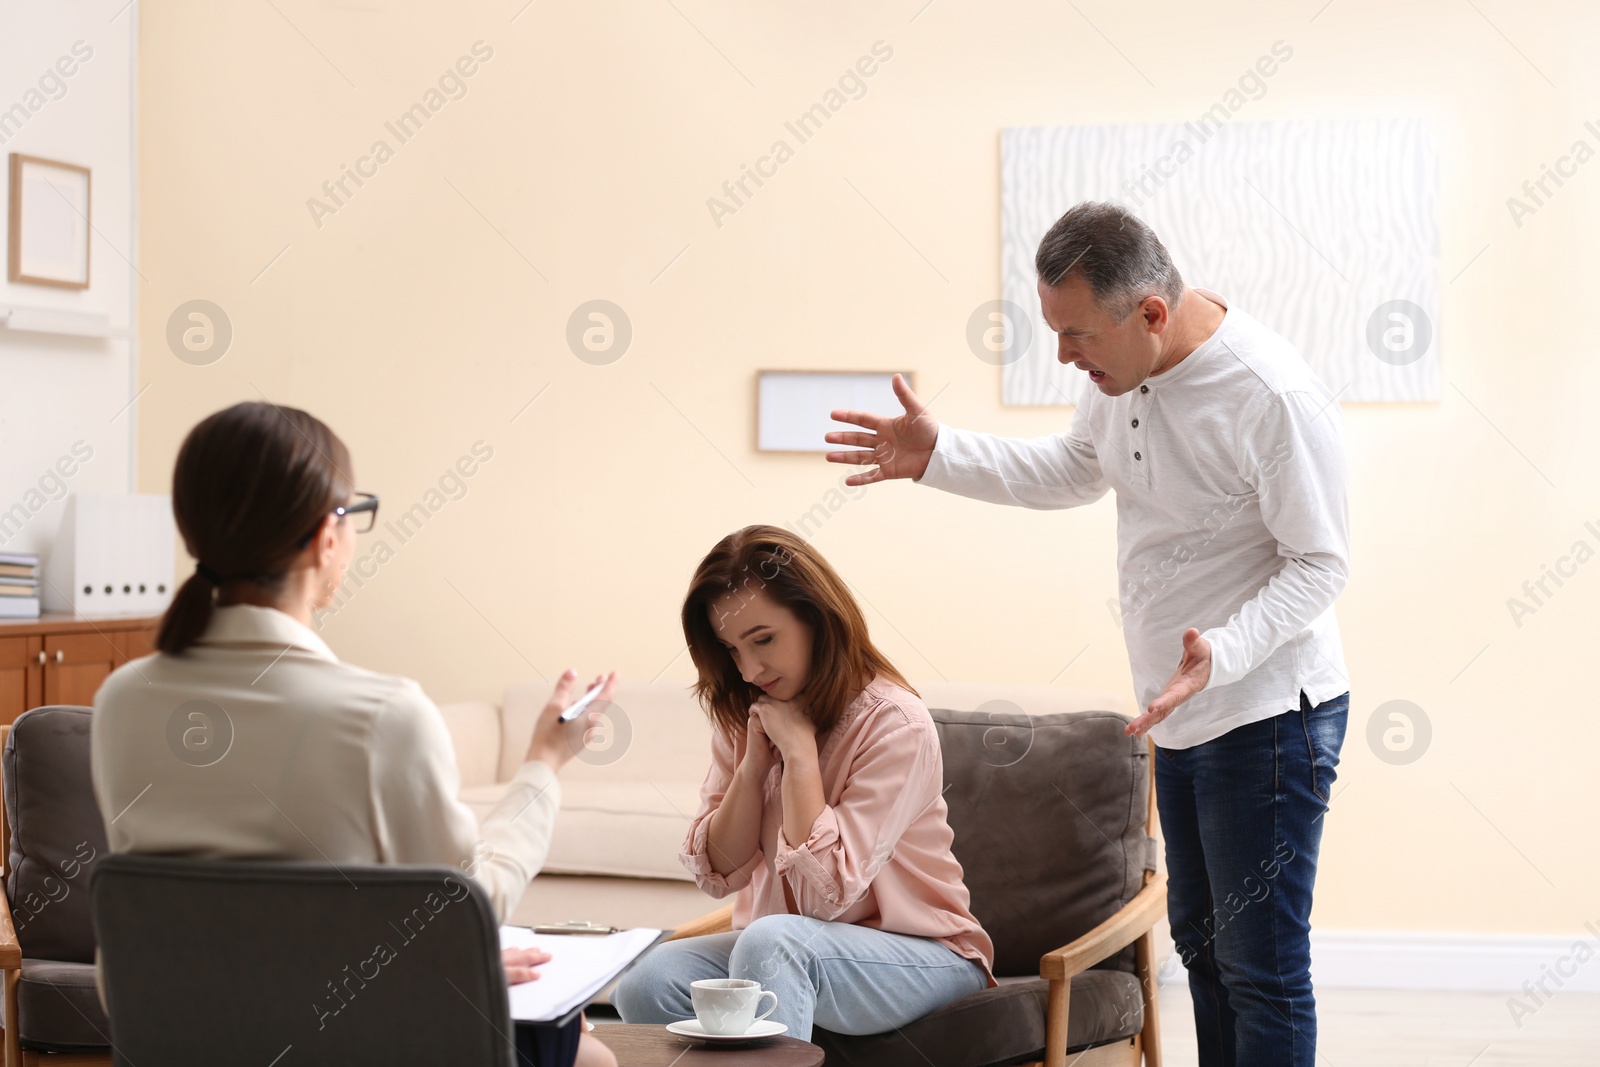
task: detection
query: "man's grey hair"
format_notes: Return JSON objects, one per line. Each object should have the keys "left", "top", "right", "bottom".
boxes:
{"left": 1034, "top": 201, "right": 1185, "bottom": 320}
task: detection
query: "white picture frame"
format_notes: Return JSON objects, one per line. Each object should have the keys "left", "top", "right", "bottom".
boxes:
{"left": 8, "top": 153, "right": 92, "bottom": 290}
{"left": 756, "top": 371, "right": 914, "bottom": 453}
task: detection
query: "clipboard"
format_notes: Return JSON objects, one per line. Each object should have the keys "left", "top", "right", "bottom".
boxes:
{"left": 501, "top": 925, "right": 674, "bottom": 1029}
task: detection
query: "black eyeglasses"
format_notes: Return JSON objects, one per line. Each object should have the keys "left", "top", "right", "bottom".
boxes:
{"left": 335, "top": 492, "right": 380, "bottom": 533}
{"left": 298, "top": 492, "right": 380, "bottom": 547}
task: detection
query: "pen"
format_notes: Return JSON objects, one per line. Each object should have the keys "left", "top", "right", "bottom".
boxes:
{"left": 557, "top": 679, "right": 607, "bottom": 723}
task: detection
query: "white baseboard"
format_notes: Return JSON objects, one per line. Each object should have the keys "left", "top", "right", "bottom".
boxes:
{"left": 1310, "top": 929, "right": 1600, "bottom": 993}
{"left": 1150, "top": 926, "right": 1600, "bottom": 993}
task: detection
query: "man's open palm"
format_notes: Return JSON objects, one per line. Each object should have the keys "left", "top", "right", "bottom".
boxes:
{"left": 1127, "top": 628, "right": 1212, "bottom": 738}
{"left": 824, "top": 373, "right": 938, "bottom": 485}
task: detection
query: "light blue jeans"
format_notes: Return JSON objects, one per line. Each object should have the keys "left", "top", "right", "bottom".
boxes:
{"left": 613, "top": 913, "right": 989, "bottom": 1041}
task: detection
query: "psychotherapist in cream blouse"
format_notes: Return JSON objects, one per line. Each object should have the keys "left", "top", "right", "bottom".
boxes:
{"left": 88, "top": 401, "right": 620, "bottom": 1067}
{"left": 91, "top": 601, "right": 597, "bottom": 922}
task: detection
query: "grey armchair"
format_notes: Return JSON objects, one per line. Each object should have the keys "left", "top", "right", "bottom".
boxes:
{"left": 0, "top": 705, "right": 113, "bottom": 1067}
{"left": 667, "top": 705, "right": 1167, "bottom": 1067}
{"left": 90, "top": 854, "right": 519, "bottom": 1066}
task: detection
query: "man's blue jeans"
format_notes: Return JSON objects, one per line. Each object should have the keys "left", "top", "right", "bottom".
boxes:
{"left": 1156, "top": 688, "right": 1349, "bottom": 1067}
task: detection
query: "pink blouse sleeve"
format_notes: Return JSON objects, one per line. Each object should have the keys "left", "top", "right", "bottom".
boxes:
{"left": 773, "top": 719, "right": 940, "bottom": 921}
{"left": 680, "top": 724, "right": 764, "bottom": 897}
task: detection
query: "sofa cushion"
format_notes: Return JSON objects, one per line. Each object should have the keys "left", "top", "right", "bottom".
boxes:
{"left": 436, "top": 699, "right": 502, "bottom": 789}
{"left": 812, "top": 970, "right": 1143, "bottom": 1066}
{"left": 459, "top": 780, "right": 701, "bottom": 882}
{"left": 497, "top": 680, "right": 713, "bottom": 786}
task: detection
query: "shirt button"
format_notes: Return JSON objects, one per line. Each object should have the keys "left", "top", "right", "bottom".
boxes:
{"left": 1131, "top": 418, "right": 1139, "bottom": 428}
{"left": 1140, "top": 385, "right": 1149, "bottom": 394}
{"left": 1134, "top": 451, "right": 1142, "bottom": 460}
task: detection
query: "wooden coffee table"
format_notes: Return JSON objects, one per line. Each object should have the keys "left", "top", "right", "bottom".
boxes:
{"left": 591, "top": 1023, "right": 823, "bottom": 1066}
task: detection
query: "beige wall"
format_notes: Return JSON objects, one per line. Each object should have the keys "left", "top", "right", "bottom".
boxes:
{"left": 136, "top": 0, "right": 1599, "bottom": 937}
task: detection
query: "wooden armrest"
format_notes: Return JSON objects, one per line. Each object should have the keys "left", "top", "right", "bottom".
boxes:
{"left": 1039, "top": 872, "right": 1166, "bottom": 981}
{"left": 666, "top": 903, "right": 734, "bottom": 941}
{"left": 0, "top": 884, "right": 20, "bottom": 970}
{"left": 1, "top": 724, "right": 10, "bottom": 881}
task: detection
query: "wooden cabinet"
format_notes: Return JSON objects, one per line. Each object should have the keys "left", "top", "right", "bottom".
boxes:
{"left": 0, "top": 616, "right": 161, "bottom": 726}
{"left": 0, "top": 637, "right": 41, "bottom": 719}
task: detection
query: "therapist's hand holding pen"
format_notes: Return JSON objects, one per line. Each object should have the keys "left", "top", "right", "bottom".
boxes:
{"left": 501, "top": 669, "right": 618, "bottom": 983}
{"left": 528, "top": 668, "right": 620, "bottom": 770}
{"left": 501, "top": 673, "right": 624, "bottom": 1065}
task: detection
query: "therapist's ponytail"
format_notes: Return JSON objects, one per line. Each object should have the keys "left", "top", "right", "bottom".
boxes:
{"left": 157, "top": 402, "right": 353, "bottom": 655}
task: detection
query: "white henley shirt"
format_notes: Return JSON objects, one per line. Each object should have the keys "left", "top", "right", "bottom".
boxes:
{"left": 917, "top": 289, "right": 1351, "bottom": 748}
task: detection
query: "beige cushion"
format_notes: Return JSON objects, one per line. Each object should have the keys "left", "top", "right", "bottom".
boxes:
{"left": 460, "top": 780, "right": 702, "bottom": 882}
{"left": 436, "top": 700, "right": 503, "bottom": 788}
{"left": 496, "top": 679, "right": 714, "bottom": 786}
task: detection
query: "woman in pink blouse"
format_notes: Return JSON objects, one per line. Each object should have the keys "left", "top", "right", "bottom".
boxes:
{"left": 614, "top": 525, "right": 995, "bottom": 1041}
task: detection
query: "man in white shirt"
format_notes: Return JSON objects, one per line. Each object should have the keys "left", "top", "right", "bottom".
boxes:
{"left": 825, "top": 201, "right": 1351, "bottom": 1067}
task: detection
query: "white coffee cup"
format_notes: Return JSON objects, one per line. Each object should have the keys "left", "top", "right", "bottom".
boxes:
{"left": 689, "top": 978, "right": 779, "bottom": 1036}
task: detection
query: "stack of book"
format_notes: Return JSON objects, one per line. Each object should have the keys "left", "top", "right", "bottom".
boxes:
{"left": 0, "top": 552, "right": 41, "bottom": 619}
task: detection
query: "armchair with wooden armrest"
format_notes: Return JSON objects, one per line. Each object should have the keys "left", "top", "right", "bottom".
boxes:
{"left": 659, "top": 710, "right": 1167, "bottom": 1067}
{"left": 0, "top": 879, "right": 23, "bottom": 1067}
{"left": 0, "top": 713, "right": 113, "bottom": 1067}
{"left": 666, "top": 870, "right": 1167, "bottom": 1066}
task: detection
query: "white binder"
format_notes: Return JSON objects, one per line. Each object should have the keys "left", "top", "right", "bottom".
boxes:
{"left": 42, "top": 494, "right": 176, "bottom": 618}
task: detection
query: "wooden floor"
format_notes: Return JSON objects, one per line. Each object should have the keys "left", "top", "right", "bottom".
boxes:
{"left": 1155, "top": 982, "right": 1600, "bottom": 1065}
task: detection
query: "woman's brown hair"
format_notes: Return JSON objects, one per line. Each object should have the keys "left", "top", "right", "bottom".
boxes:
{"left": 157, "top": 401, "right": 353, "bottom": 655}
{"left": 681, "top": 524, "right": 917, "bottom": 740}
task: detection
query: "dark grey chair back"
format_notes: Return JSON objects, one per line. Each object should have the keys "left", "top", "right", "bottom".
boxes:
{"left": 91, "top": 854, "right": 516, "bottom": 1067}
{"left": 933, "top": 706, "right": 1154, "bottom": 976}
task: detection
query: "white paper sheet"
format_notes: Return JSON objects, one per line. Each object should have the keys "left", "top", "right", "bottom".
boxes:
{"left": 498, "top": 926, "right": 664, "bottom": 1023}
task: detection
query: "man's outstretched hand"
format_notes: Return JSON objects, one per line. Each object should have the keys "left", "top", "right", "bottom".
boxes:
{"left": 824, "top": 373, "right": 938, "bottom": 486}
{"left": 1127, "top": 628, "right": 1212, "bottom": 738}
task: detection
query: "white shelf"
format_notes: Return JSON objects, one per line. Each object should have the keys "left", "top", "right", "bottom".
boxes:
{"left": 0, "top": 304, "right": 122, "bottom": 338}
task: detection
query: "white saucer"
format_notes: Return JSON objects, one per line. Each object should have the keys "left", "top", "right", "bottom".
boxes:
{"left": 666, "top": 1018, "right": 788, "bottom": 1043}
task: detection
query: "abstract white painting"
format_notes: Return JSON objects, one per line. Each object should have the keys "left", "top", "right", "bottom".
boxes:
{"left": 999, "top": 119, "right": 1440, "bottom": 405}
